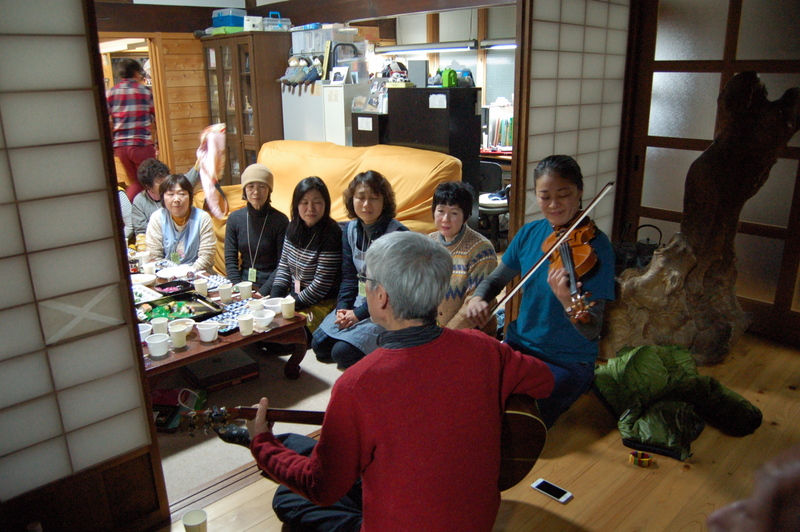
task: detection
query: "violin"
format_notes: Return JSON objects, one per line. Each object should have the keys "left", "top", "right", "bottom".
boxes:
{"left": 542, "top": 216, "right": 598, "bottom": 323}
{"left": 488, "top": 182, "right": 614, "bottom": 319}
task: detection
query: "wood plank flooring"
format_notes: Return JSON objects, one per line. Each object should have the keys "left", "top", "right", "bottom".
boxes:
{"left": 162, "top": 333, "right": 800, "bottom": 531}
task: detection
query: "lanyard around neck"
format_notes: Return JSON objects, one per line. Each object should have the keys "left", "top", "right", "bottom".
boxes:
{"left": 247, "top": 210, "right": 269, "bottom": 267}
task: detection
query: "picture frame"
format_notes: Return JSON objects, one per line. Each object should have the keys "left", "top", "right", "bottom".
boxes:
{"left": 330, "top": 66, "right": 349, "bottom": 85}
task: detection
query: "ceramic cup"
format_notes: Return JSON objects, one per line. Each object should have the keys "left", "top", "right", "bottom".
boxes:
{"left": 236, "top": 281, "right": 253, "bottom": 300}
{"left": 197, "top": 322, "right": 219, "bottom": 342}
{"left": 145, "top": 333, "right": 170, "bottom": 359}
{"left": 168, "top": 323, "right": 188, "bottom": 348}
{"left": 218, "top": 283, "right": 233, "bottom": 303}
{"left": 281, "top": 296, "right": 296, "bottom": 319}
{"left": 247, "top": 299, "right": 264, "bottom": 313}
{"left": 193, "top": 278, "right": 208, "bottom": 297}
{"left": 143, "top": 262, "right": 156, "bottom": 276}
{"left": 151, "top": 317, "right": 169, "bottom": 335}
{"left": 238, "top": 313, "right": 254, "bottom": 336}
{"left": 181, "top": 509, "right": 207, "bottom": 532}
{"left": 135, "top": 251, "right": 151, "bottom": 267}
{"left": 137, "top": 323, "right": 153, "bottom": 344}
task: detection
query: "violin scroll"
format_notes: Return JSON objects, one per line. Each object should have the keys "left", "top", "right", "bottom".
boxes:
{"left": 566, "top": 291, "right": 594, "bottom": 324}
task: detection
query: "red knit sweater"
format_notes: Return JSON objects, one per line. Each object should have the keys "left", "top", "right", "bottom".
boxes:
{"left": 251, "top": 328, "right": 554, "bottom": 531}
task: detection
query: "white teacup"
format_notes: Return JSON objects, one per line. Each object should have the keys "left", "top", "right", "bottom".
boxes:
{"left": 247, "top": 299, "right": 264, "bottom": 313}
{"left": 218, "top": 283, "right": 233, "bottom": 303}
{"left": 197, "top": 322, "right": 219, "bottom": 342}
{"left": 151, "top": 317, "right": 169, "bottom": 335}
{"left": 281, "top": 296, "right": 296, "bottom": 319}
{"left": 168, "top": 323, "right": 188, "bottom": 348}
{"left": 236, "top": 281, "right": 253, "bottom": 300}
{"left": 193, "top": 278, "right": 208, "bottom": 297}
{"left": 145, "top": 333, "right": 170, "bottom": 359}
{"left": 137, "top": 323, "right": 152, "bottom": 344}
{"left": 182, "top": 509, "right": 207, "bottom": 532}
{"left": 238, "top": 313, "right": 254, "bottom": 336}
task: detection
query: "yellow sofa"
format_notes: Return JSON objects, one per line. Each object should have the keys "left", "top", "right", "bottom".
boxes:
{"left": 195, "top": 140, "right": 462, "bottom": 274}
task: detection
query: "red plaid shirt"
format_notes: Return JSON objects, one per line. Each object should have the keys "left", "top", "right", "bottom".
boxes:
{"left": 107, "top": 78, "right": 155, "bottom": 147}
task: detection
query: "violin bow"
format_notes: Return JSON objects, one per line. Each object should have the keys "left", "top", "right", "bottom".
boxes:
{"left": 488, "top": 181, "right": 615, "bottom": 317}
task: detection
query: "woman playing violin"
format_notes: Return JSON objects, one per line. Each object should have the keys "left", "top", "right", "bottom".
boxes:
{"left": 466, "top": 155, "right": 615, "bottom": 428}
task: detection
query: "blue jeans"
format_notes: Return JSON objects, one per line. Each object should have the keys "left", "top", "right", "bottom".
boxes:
{"left": 507, "top": 341, "right": 595, "bottom": 428}
{"left": 271, "top": 434, "right": 363, "bottom": 532}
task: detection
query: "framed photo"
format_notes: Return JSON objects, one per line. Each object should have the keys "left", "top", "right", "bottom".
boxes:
{"left": 330, "top": 66, "right": 349, "bottom": 85}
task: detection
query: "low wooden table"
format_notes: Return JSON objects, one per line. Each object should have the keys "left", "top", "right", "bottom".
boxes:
{"left": 143, "top": 314, "right": 308, "bottom": 380}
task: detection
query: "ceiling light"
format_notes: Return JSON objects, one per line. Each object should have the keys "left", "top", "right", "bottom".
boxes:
{"left": 479, "top": 38, "right": 517, "bottom": 50}
{"left": 374, "top": 40, "right": 477, "bottom": 55}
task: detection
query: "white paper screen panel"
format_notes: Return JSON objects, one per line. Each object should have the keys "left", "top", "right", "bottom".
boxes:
{"left": 524, "top": 0, "right": 628, "bottom": 225}
{"left": 0, "top": 0, "right": 150, "bottom": 503}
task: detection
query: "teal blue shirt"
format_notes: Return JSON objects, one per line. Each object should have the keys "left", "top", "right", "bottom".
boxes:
{"left": 503, "top": 219, "right": 615, "bottom": 365}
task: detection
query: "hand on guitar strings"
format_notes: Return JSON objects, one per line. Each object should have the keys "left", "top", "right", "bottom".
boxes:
{"left": 246, "top": 397, "right": 275, "bottom": 438}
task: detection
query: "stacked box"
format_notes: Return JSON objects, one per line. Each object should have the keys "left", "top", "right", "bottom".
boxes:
{"left": 212, "top": 8, "right": 246, "bottom": 28}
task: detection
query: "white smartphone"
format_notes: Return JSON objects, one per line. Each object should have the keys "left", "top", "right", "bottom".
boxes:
{"left": 531, "top": 478, "right": 573, "bottom": 503}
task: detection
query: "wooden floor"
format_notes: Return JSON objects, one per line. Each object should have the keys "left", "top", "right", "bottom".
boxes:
{"left": 163, "top": 333, "right": 800, "bottom": 531}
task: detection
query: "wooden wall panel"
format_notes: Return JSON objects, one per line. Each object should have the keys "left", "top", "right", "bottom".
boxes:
{"left": 151, "top": 33, "right": 209, "bottom": 174}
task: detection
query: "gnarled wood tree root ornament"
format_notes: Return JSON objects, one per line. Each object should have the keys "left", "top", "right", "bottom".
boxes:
{"left": 602, "top": 72, "right": 800, "bottom": 365}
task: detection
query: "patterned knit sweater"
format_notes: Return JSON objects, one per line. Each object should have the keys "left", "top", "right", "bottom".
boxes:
{"left": 428, "top": 225, "right": 497, "bottom": 334}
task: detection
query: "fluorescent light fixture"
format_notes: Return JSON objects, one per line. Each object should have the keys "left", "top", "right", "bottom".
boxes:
{"left": 480, "top": 38, "right": 517, "bottom": 50}
{"left": 374, "top": 40, "right": 477, "bottom": 55}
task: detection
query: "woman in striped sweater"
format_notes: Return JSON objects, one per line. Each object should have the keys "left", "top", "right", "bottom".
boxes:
{"left": 270, "top": 177, "right": 342, "bottom": 332}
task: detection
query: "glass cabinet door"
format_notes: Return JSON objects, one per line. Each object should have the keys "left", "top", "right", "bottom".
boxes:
{"left": 206, "top": 46, "right": 220, "bottom": 124}
{"left": 238, "top": 42, "right": 255, "bottom": 137}
{"left": 221, "top": 44, "right": 237, "bottom": 135}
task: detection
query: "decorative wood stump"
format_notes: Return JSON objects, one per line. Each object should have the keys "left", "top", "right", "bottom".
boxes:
{"left": 602, "top": 72, "right": 800, "bottom": 365}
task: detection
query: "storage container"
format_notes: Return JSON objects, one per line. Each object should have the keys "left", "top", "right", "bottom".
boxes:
{"left": 291, "top": 25, "right": 354, "bottom": 54}
{"left": 263, "top": 11, "right": 291, "bottom": 32}
{"left": 212, "top": 8, "right": 246, "bottom": 28}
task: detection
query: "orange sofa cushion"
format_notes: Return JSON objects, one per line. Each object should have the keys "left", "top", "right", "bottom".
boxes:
{"left": 195, "top": 140, "right": 462, "bottom": 274}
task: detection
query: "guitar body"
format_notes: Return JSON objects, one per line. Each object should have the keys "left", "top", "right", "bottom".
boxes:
{"left": 499, "top": 394, "right": 547, "bottom": 491}
{"left": 184, "top": 394, "right": 546, "bottom": 491}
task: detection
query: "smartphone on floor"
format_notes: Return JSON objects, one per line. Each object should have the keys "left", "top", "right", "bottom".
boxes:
{"left": 531, "top": 478, "right": 573, "bottom": 503}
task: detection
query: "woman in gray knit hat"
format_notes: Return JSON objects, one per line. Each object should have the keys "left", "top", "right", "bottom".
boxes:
{"left": 224, "top": 163, "right": 289, "bottom": 296}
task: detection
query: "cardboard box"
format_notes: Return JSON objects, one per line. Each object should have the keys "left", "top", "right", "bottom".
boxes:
{"left": 182, "top": 349, "right": 259, "bottom": 392}
{"left": 244, "top": 16, "right": 263, "bottom": 32}
{"left": 355, "top": 26, "right": 380, "bottom": 42}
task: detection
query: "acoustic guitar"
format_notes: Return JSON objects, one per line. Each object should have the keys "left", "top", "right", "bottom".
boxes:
{"left": 180, "top": 393, "right": 546, "bottom": 491}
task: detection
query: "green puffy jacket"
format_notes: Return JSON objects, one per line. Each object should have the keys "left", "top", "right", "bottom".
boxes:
{"left": 594, "top": 345, "right": 762, "bottom": 460}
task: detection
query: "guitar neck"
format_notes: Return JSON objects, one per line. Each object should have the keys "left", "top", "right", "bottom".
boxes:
{"left": 228, "top": 406, "right": 325, "bottom": 426}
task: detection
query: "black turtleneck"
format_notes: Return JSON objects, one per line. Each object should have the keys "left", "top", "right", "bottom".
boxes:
{"left": 224, "top": 201, "right": 289, "bottom": 291}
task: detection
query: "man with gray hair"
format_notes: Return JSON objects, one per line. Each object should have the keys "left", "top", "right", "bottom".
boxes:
{"left": 247, "top": 231, "right": 554, "bottom": 531}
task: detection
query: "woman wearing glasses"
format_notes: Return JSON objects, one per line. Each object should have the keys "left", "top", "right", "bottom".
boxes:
{"left": 224, "top": 164, "right": 289, "bottom": 296}
{"left": 270, "top": 177, "right": 342, "bottom": 332}
{"left": 145, "top": 173, "right": 215, "bottom": 271}
{"left": 312, "top": 170, "right": 408, "bottom": 369}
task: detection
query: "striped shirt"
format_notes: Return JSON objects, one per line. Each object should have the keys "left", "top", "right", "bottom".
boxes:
{"left": 106, "top": 79, "right": 155, "bottom": 147}
{"left": 272, "top": 225, "right": 342, "bottom": 309}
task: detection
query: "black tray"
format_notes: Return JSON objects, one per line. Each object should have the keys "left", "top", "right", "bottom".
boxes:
{"left": 135, "top": 292, "right": 224, "bottom": 323}
{"left": 154, "top": 280, "right": 193, "bottom": 296}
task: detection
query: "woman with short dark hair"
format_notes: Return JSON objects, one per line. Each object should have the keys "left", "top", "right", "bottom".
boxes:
{"left": 145, "top": 173, "right": 216, "bottom": 271}
{"left": 428, "top": 181, "right": 497, "bottom": 335}
{"left": 312, "top": 170, "right": 408, "bottom": 369}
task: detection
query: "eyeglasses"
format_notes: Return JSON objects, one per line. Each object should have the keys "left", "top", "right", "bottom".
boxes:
{"left": 357, "top": 273, "right": 377, "bottom": 285}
